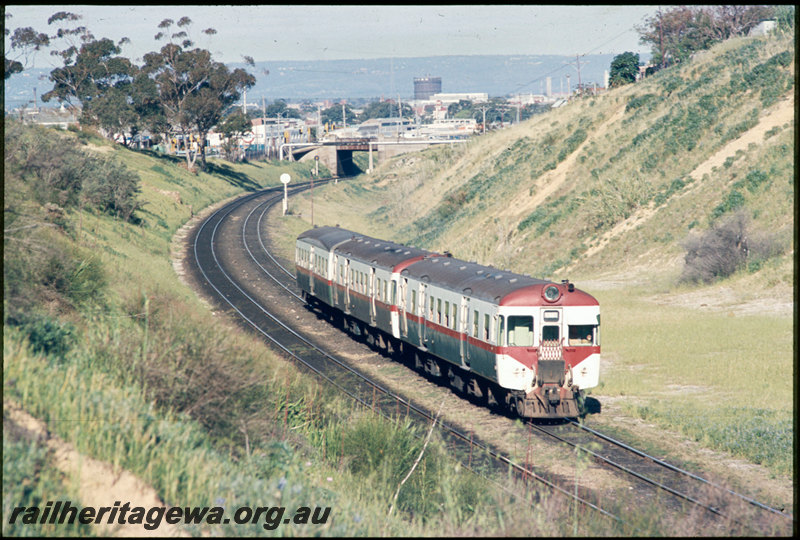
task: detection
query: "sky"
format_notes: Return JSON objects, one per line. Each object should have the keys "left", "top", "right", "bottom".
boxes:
{"left": 5, "top": 4, "right": 659, "bottom": 67}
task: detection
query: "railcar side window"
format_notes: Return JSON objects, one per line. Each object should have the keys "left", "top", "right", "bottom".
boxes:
{"left": 437, "top": 299, "right": 442, "bottom": 324}
{"left": 429, "top": 298, "right": 434, "bottom": 319}
{"left": 568, "top": 325, "right": 597, "bottom": 346}
{"left": 444, "top": 301, "right": 450, "bottom": 327}
{"left": 498, "top": 316, "right": 505, "bottom": 346}
{"left": 451, "top": 304, "right": 457, "bottom": 330}
{"left": 507, "top": 316, "right": 534, "bottom": 347}
{"left": 484, "top": 314, "right": 490, "bottom": 341}
{"left": 411, "top": 290, "right": 417, "bottom": 314}
{"left": 473, "top": 310, "right": 479, "bottom": 337}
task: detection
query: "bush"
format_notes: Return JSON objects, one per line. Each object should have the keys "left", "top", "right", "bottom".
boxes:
{"left": 680, "top": 211, "right": 749, "bottom": 283}
{"left": 5, "top": 313, "right": 76, "bottom": 358}
{"left": 4, "top": 119, "right": 141, "bottom": 222}
{"left": 710, "top": 189, "right": 745, "bottom": 220}
{"left": 679, "top": 211, "right": 781, "bottom": 284}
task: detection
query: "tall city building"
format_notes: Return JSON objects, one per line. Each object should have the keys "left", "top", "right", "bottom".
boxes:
{"left": 414, "top": 76, "right": 442, "bottom": 100}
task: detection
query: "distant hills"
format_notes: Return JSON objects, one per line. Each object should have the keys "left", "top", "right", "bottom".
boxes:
{"left": 4, "top": 53, "right": 628, "bottom": 110}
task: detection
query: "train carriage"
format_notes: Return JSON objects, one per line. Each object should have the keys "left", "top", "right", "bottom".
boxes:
{"left": 296, "top": 226, "right": 600, "bottom": 419}
{"left": 297, "top": 227, "right": 434, "bottom": 340}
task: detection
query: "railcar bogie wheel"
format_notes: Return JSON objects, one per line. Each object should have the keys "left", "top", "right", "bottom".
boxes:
{"left": 425, "top": 357, "right": 443, "bottom": 378}
{"left": 485, "top": 383, "right": 501, "bottom": 411}
{"left": 448, "top": 368, "right": 466, "bottom": 394}
{"left": 413, "top": 351, "right": 425, "bottom": 372}
{"left": 465, "top": 377, "right": 484, "bottom": 404}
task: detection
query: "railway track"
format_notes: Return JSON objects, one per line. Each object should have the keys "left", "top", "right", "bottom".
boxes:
{"left": 184, "top": 184, "right": 793, "bottom": 536}
{"left": 529, "top": 420, "right": 793, "bottom": 533}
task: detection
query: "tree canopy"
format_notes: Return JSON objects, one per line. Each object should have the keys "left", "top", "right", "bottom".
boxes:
{"left": 637, "top": 5, "right": 775, "bottom": 69}
{"left": 609, "top": 52, "right": 640, "bottom": 88}
{"left": 141, "top": 18, "right": 254, "bottom": 169}
{"left": 6, "top": 11, "right": 255, "bottom": 169}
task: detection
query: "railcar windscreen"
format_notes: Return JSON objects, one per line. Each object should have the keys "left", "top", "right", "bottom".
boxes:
{"left": 568, "top": 324, "right": 597, "bottom": 346}
{"left": 506, "top": 316, "right": 534, "bottom": 347}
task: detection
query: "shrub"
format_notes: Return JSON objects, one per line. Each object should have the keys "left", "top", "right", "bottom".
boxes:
{"left": 710, "top": 189, "right": 745, "bottom": 221}
{"left": 678, "top": 211, "right": 781, "bottom": 284}
{"left": 5, "top": 312, "right": 76, "bottom": 358}
{"left": 4, "top": 119, "right": 142, "bottom": 222}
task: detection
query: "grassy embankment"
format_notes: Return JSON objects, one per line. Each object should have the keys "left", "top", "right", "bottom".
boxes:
{"left": 280, "top": 29, "right": 795, "bottom": 486}
{"left": 4, "top": 122, "right": 658, "bottom": 536}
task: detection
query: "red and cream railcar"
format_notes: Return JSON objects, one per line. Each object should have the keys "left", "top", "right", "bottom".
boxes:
{"left": 295, "top": 226, "right": 600, "bottom": 418}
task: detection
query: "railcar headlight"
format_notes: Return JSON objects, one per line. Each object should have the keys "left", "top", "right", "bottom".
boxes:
{"left": 543, "top": 285, "right": 561, "bottom": 302}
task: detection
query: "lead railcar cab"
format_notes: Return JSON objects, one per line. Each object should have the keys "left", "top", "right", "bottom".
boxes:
{"left": 295, "top": 226, "right": 600, "bottom": 419}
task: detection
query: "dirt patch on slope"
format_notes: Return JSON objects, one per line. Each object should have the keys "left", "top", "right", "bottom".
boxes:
{"left": 3, "top": 400, "right": 187, "bottom": 537}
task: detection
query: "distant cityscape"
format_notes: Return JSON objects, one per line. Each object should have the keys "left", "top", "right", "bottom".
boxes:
{"left": 5, "top": 53, "right": 627, "bottom": 112}
{"left": 5, "top": 52, "right": 645, "bottom": 162}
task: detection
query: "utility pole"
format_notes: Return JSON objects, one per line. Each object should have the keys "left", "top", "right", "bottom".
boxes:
{"left": 397, "top": 95, "right": 402, "bottom": 137}
{"left": 563, "top": 55, "right": 586, "bottom": 97}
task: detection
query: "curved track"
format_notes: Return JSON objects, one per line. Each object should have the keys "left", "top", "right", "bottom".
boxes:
{"left": 184, "top": 185, "right": 792, "bottom": 535}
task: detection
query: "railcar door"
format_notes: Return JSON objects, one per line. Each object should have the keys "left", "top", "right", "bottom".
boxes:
{"left": 419, "top": 284, "right": 428, "bottom": 347}
{"left": 400, "top": 278, "right": 408, "bottom": 337}
{"left": 539, "top": 307, "right": 564, "bottom": 384}
{"left": 460, "top": 296, "right": 470, "bottom": 367}
{"left": 369, "top": 267, "right": 376, "bottom": 325}
{"left": 333, "top": 255, "right": 340, "bottom": 306}
{"left": 344, "top": 259, "right": 351, "bottom": 314}
{"left": 309, "top": 246, "right": 315, "bottom": 296}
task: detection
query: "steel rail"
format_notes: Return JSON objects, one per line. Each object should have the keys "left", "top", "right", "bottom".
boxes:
{"left": 569, "top": 420, "right": 793, "bottom": 520}
{"left": 529, "top": 422, "right": 726, "bottom": 518}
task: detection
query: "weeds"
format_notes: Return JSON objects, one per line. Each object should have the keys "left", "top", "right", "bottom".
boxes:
{"left": 2, "top": 434, "right": 94, "bottom": 537}
{"left": 634, "top": 403, "right": 792, "bottom": 475}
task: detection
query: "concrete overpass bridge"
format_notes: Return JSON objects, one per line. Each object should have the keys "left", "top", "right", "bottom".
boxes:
{"left": 279, "top": 137, "right": 467, "bottom": 177}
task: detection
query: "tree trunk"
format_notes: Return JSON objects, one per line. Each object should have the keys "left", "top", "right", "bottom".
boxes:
{"left": 183, "top": 130, "right": 198, "bottom": 172}
{"left": 199, "top": 130, "right": 208, "bottom": 168}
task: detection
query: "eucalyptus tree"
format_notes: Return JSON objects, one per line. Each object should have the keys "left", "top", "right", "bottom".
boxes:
{"left": 4, "top": 12, "right": 50, "bottom": 79}
{"left": 218, "top": 110, "right": 251, "bottom": 161}
{"left": 141, "top": 17, "right": 255, "bottom": 170}
{"left": 33, "top": 11, "right": 153, "bottom": 144}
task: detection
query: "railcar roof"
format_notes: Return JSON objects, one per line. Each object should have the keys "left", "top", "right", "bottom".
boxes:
{"left": 298, "top": 226, "right": 434, "bottom": 270}
{"left": 401, "top": 257, "right": 551, "bottom": 303}
{"left": 297, "top": 226, "right": 356, "bottom": 251}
